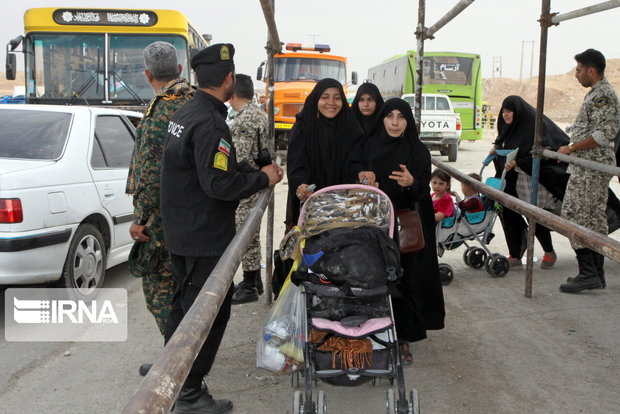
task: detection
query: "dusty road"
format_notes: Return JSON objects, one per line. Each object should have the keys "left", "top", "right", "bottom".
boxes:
{"left": 1, "top": 129, "right": 620, "bottom": 413}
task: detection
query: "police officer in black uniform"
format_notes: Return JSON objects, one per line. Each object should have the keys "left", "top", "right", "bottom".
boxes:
{"left": 160, "top": 43, "right": 283, "bottom": 414}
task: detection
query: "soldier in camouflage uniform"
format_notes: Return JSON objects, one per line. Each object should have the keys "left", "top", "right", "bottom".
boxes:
{"left": 126, "top": 42, "right": 194, "bottom": 336}
{"left": 558, "top": 49, "right": 619, "bottom": 293}
{"left": 228, "top": 74, "right": 269, "bottom": 304}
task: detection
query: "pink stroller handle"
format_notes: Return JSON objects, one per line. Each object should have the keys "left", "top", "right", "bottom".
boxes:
{"left": 297, "top": 184, "right": 395, "bottom": 237}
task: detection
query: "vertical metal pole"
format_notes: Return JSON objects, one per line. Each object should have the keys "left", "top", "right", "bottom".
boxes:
{"left": 530, "top": 40, "right": 535, "bottom": 79}
{"left": 265, "top": 0, "right": 276, "bottom": 305}
{"left": 414, "top": 0, "right": 426, "bottom": 134}
{"left": 525, "top": 0, "right": 551, "bottom": 298}
{"left": 520, "top": 40, "right": 524, "bottom": 81}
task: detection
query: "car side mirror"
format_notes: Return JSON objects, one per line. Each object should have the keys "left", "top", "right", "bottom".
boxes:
{"left": 6, "top": 53, "right": 16, "bottom": 81}
{"left": 351, "top": 71, "right": 358, "bottom": 85}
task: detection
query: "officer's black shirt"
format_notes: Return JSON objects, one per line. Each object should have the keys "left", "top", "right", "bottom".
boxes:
{"left": 161, "top": 90, "right": 269, "bottom": 256}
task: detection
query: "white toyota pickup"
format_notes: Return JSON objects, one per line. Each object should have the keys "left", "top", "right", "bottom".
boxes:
{"left": 402, "top": 93, "right": 462, "bottom": 162}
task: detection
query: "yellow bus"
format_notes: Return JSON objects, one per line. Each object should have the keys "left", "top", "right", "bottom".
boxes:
{"left": 5, "top": 8, "right": 210, "bottom": 107}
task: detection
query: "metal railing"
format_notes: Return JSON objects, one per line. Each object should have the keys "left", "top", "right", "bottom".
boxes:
{"left": 122, "top": 187, "right": 273, "bottom": 414}
{"left": 432, "top": 158, "right": 620, "bottom": 297}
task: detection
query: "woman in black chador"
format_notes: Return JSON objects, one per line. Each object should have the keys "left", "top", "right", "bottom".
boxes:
{"left": 367, "top": 98, "right": 445, "bottom": 363}
{"left": 286, "top": 78, "right": 371, "bottom": 229}
{"left": 492, "top": 95, "right": 570, "bottom": 269}
{"left": 351, "top": 81, "right": 384, "bottom": 137}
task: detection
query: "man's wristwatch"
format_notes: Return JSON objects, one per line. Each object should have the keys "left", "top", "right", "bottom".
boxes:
{"left": 133, "top": 217, "right": 148, "bottom": 226}
{"left": 568, "top": 142, "right": 575, "bottom": 153}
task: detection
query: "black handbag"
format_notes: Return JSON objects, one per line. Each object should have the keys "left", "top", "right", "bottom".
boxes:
{"left": 396, "top": 209, "right": 425, "bottom": 253}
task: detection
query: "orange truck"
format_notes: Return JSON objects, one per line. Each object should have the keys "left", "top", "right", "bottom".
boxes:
{"left": 257, "top": 43, "right": 357, "bottom": 149}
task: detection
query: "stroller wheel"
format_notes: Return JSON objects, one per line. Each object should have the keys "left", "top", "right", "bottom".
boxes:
{"left": 386, "top": 389, "right": 396, "bottom": 414}
{"left": 409, "top": 389, "right": 420, "bottom": 414}
{"left": 293, "top": 390, "right": 303, "bottom": 414}
{"left": 317, "top": 390, "right": 327, "bottom": 414}
{"left": 486, "top": 254, "right": 510, "bottom": 278}
{"left": 467, "top": 247, "right": 487, "bottom": 269}
{"left": 438, "top": 263, "right": 454, "bottom": 285}
{"left": 462, "top": 247, "right": 475, "bottom": 267}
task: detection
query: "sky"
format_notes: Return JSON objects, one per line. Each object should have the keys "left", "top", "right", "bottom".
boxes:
{"left": 2, "top": 0, "right": 620, "bottom": 85}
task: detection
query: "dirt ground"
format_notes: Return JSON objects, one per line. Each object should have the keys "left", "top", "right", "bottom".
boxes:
{"left": 1, "top": 128, "right": 620, "bottom": 413}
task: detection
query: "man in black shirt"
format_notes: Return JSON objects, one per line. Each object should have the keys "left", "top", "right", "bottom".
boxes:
{"left": 160, "top": 43, "right": 282, "bottom": 414}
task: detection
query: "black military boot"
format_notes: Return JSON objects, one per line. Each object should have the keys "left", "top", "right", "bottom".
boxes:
{"left": 566, "top": 250, "right": 607, "bottom": 288}
{"left": 172, "top": 384, "right": 232, "bottom": 414}
{"left": 254, "top": 270, "right": 264, "bottom": 295}
{"left": 560, "top": 249, "right": 603, "bottom": 293}
{"left": 232, "top": 270, "right": 259, "bottom": 304}
{"left": 592, "top": 252, "right": 606, "bottom": 289}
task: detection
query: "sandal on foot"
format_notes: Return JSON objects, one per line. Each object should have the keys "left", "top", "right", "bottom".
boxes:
{"left": 400, "top": 344, "right": 413, "bottom": 365}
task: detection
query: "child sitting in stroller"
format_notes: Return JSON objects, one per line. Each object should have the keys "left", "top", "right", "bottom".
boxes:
{"left": 431, "top": 169, "right": 455, "bottom": 222}
{"left": 456, "top": 172, "right": 484, "bottom": 214}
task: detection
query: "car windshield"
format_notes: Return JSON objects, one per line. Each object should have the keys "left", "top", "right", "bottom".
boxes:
{"left": 0, "top": 110, "right": 72, "bottom": 159}
{"left": 274, "top": 57, "right": 346, "bottom": 84}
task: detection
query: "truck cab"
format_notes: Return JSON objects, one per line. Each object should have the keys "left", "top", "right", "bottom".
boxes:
{"left": 257, "top": 43, "right": 357, "bottom": 150}
{"left": 402, "top": 93, "right": 462, "bottom": 162}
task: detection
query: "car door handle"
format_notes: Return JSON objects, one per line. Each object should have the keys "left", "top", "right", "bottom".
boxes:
{"left": 103, "top": 187, "right": 116, "bottom": 198}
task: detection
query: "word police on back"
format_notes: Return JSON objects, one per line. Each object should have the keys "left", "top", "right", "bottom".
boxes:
{"left": 168, "top": 121, "right": 185, "bottom": 138}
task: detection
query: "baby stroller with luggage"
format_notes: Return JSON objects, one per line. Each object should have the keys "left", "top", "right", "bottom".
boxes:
{"left": 435, "top": 152, "right": 513, "bottom": 285}
{"left": 285, "top": 184, "right": 419, "bottom": 414}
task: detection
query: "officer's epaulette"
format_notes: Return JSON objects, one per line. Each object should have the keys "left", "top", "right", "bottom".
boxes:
{"left": 145, "top": 95, "right": 163, "bottom": 118}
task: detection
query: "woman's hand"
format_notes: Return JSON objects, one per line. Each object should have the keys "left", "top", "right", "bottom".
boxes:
{"left": 505, "top": 160, "right": 517, "bottom": 171}
{"left": 358, "top": 171, "right": 377, "bottom": 187}
{"left": 389, "top": 164, "right": 414, "bottom": 188}
{"left": 296, "top": 184, "right": 313, "bottom": 202}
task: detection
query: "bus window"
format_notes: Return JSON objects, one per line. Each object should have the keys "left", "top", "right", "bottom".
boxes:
{"left": 108, "top": 35, "right": 188, "bottom": 102}
{"left": 27, "top": 34, "right": 104, "bottom": 100}
{"left": 423, "top": 56, "right": 473, "bottom": 86}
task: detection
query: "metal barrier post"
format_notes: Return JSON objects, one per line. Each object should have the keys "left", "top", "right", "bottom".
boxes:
{"left": 122, "top": 188, "right": 273, "bottom": 414}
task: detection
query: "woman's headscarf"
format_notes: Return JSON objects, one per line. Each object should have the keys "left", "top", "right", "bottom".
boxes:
{"left": 368, "top": 98, "right": 430, "bottom": 198}
{"left": 351, "top": 82, "right": 385, "bottom": 136}
{"left": 494, "top": 95, "right": 569, "bottom": 175}
{"left": 291, "top": 78, "right": 363, "bottom": 189}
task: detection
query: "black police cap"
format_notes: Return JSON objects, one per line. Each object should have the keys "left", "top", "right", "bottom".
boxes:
{"left": 191, "top": 43, "right": 235, "bottom": 69}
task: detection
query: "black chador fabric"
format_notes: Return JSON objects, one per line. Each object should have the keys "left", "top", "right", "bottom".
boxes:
{"left": 493, "top": 95, "right": 571, "bottom": 200}
{"left": 368, "top": 98, "right": 445, "bottom": 342}
{"left": 286, "top": 78, "right": 366, "bottom": 228}
{"left": 351, "top": 82, "right": 385, "bottom": 137}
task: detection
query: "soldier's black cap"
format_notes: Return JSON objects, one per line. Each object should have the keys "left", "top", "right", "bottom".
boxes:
{"left": 191, "top": 43, "right": 235, "bottom": 70}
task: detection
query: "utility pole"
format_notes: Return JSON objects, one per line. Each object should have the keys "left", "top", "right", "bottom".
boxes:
{"left": 493, "top": 56, "right": 502, "bottom": 78}
{"left": 308, "top": 33, "right": 320, "bottom": 44}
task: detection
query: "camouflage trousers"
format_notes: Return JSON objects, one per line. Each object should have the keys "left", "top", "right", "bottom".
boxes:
{"left": 142, "top": 248, "right": 174, "bottom": 336}
{"left": 235, "top": 193, "right": 261, "bottom": 271}
{"left": 561, "top": 172, "right": 611, "bottom": 250}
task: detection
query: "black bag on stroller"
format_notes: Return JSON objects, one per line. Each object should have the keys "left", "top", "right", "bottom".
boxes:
{"left": 298, "top": 226, "right": 401, "bottom": 290}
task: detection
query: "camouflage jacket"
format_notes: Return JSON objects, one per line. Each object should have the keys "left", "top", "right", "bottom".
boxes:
{"left": 569, "top": 77, "right": 619, "bottom": 175}
{"left": 229, "top": 101, "right": 269, "bottom": 169}
{"left": 126, "top": 78, "right": 194, "bottom": 234}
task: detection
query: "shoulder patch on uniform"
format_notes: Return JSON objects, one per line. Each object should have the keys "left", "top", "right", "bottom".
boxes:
{"left": 213, "top": 152, "right": 228, "bottom": 171}
{"left": 145, "top": 96, "right": 162, "bottom": 117}
{"left": 595, "top": 97, "right": 608, "bottom": 108}
{"left": 218, "top": 138, "right": 231, "bottom": 156}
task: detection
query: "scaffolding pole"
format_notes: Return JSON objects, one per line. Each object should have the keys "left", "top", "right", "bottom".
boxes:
{"left": 259, "top": 0, "right": 282, "bottom": 54}
{"left": 551, "top": 0, "right": 620, "bottom": 24}
{"left": 424, "top": 0, "right": 476, "bottom": 39}
{"left": 122, "top": 188, "right": 274, "bottom": 413}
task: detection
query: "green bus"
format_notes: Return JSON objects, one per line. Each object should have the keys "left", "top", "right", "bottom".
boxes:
{"left": 368, "top": 51, "right": 483, "bottom": 141}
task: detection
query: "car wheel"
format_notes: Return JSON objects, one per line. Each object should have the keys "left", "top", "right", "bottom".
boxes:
{"left": 448, "top": 143, "right": 458, "bottom": 162}
{"left": 59, "top": 223, "right": 106, "bottom": 299}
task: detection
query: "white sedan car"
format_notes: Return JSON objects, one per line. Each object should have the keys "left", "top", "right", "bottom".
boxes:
{"left": 0, "top": 105, "right": 142, "bottom": 297}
